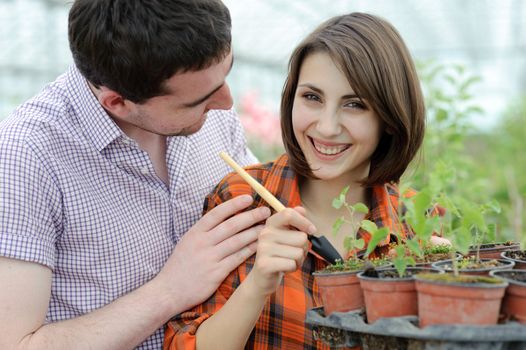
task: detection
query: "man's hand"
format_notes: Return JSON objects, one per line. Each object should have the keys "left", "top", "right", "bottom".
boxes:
{"left": 155, "top": 194, "right": 271, "bottom": 313}
{"left": 247, "top": 207, "right": 315, "bottom": 297}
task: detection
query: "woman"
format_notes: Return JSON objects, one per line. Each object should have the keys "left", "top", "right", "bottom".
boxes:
{"left": 164, "top": 12, "right": 446, "bottom": 350}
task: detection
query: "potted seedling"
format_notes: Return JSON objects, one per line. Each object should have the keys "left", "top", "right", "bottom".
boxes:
{"left": 357, "top": 185, "right": 445, "bottom": 324}
{"left": 313, "top": 186, "right": 390, "bottom": 315}
{"left": 431, "top": 200, "right": 514, "bottom": 275}
{"left": 463, "top": 199, "right": 521, "bottom": 259}
{"left": 414, "top": 189, "right": 509, "bottom": 326}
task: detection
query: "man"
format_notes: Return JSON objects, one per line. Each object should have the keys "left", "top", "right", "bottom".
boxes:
{"left": 0, "top": 0, "right": 270, "bottom": 349}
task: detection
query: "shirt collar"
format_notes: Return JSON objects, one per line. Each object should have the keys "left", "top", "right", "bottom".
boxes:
{"left": 66, "top": 65, "right": 124, "bottom": 152}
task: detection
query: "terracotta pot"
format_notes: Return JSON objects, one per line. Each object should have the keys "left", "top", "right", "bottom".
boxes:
{"left": 500, "top": 250, "right": 526, "bottom": 269}
{"left": 313, "top": 270, "right": 364, "bottom": 315}
{"left": 415, "top": 274, "right": 508, "bottom": 327}
{"left": 431, "top": 258, "right": 515, "bottom": 276}
{"left": 357, "top": 267, "right": 440, "bottom": 324}
{"left": 467, "top": 242, "right": 521, "bottom": 259}
{"left": 490, "top": 269, "right": 526, "bottom": 323}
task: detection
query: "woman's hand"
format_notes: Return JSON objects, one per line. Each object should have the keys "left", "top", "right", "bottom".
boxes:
{"left": 247, "top": 207, "right": 316, "bottom": 297}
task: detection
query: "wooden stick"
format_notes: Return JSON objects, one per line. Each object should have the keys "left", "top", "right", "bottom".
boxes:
{"left": 219, "top": 152, "right": 286, "bottom": 212}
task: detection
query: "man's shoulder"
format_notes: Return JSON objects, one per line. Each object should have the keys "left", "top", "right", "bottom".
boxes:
{"left": 0, "top": 77, "right": 72, "bottom": 145}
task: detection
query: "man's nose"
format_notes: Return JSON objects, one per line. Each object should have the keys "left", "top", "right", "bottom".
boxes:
{"left": 207, "top": 83, "right": 233, "bottom": 111}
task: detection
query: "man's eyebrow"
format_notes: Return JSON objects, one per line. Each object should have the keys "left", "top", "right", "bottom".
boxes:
{"left": 183, "top": 56, "right": 235, "bottom": 108}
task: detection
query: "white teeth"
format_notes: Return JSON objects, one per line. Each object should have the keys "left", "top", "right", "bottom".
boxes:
{"left": 313, "top": 140, "right": 349, "bottom": 155}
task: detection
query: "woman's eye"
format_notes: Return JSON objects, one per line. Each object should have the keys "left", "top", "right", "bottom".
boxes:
{"left": 303, "top": 93, "right": 321, "bottom": 102}
{"left": 345, "top": 101, "right": 366, "bottom": 109}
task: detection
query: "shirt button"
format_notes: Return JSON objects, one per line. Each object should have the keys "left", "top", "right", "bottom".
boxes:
{"left": 122, "top": 138, "right": 132, "bottom": 145}
{"left": 140, "top": 166, "right": 149, "bottom": 175}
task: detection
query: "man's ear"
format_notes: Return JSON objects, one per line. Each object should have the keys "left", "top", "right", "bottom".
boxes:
{"left": 97, "top": 89, "right": 136, "bottom": 119}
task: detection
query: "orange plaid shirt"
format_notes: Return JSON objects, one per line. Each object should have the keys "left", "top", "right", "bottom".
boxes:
{"left": 164, "top": 154, "right": 412, "bottom": 350}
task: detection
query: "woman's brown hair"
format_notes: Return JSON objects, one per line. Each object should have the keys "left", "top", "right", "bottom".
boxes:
{"left": 280, "top": 12, "right": 425, "bottom": 187}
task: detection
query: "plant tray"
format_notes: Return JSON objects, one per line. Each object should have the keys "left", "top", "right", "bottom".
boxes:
{"left": 306, "top": 307, "right": 526, "bottom": 350}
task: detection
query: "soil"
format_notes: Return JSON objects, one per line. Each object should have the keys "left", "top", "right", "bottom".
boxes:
{"left": 361, "top": 334, "right": 409, "bottom": 350}
{"left": 495, "top": 270, "right": 526, "bottom": 283}
{"left": 362, "top": 268, "right": 439, "bottom": 279}
{"left": 312, "top": 325, "right": 347, "bottom": 347}
{"left": 457, "top": 258, "right": 503, "bottom": 270}
{"left": 472, "top": 241, "right": 519, "bottom": 250}
{"left": 414, "top": 252, "right": 451, "bottom": 264}
{"left": 417, "top": 272, "right": 503, "bottom": 284}
{"left": 504, "top": 250, "right": 526, "bottom": 261}
{"left": 438, "top": 257, "right": 506, "bottom": 270}
{"left": 318, "top": 257, "right": 390, "bottom": 274}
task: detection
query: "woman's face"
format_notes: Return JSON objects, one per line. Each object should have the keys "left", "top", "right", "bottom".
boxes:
{"left": 292, "top": 51, "right": 383, "bottom": 183}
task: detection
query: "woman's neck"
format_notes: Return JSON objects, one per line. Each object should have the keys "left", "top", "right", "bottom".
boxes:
{"left": 300, "top": 177, "right": 368, "bottom": 216}
{"left": 299, "top": 177, "right": 370, "bottom": 257}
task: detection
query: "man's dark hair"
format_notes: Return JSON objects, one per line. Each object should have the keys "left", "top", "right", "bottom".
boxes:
{"left": 68, "top": 0, "right": 231, "bottom": 103}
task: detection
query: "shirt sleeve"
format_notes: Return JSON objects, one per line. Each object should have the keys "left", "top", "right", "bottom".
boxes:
{"left": 0, "top": 137, "right": 62, "bottom": 269}
{"left": 164, "top": 175, "right": 249, "bottom": 350}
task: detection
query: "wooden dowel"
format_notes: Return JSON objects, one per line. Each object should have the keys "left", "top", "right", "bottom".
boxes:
{"left": 219, "top": 152, "right": 286, "bottom": 212}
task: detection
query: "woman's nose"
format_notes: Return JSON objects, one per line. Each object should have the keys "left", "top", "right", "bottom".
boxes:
{"left": 316, "top": 109, "right": 342, "bottom": 137}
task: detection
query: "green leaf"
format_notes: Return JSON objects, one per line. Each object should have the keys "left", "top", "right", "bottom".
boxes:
{"left": 406, "top": 239, "right": 423, "bottom": 258}
{"left": 393, "top": 257, "right": 408, "bottom": 278}
{"left": 354, "top": 238, "right": 365, "bottom": 250}
{"left": 459, "top": 76, "right": 482, "bottom": 93}
{"left": 333, "top": 186, "right": 350, "bottom": 209}
{"left": 453, "top": 226, "right": 472, "bottom": 255}
{"left": 352, "top": 202, "right": 369, "bottom": 214}
{"left": 421, "top": 215, "right": 440, "bottom": 240}
{"left": 435, "top": 108, "right": 448, "bottom": 122}
{"left": 360, "top": 220, "right": 378, "bottom": 233}
{"left": 465, "top": 106, "right": 484, "bottom": 115}
{"left": 487, "top": 223, "right": 497, "bottom": 242}
{"left": 332, "top": 198, "right": 343, "bottom": 209}
{"left": 332, "top": 216, "right": 345, "bottom": 236}
{"left": 483, "top": 199, "right": 501, "bottom": 214}
{"left": 364, "top": 227, "right": 389, "bottom": 257}
{"left": 462, "top": 203, "right": 486, "bottom": 232}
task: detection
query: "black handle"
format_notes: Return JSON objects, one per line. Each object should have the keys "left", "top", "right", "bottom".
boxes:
{"left": 309, "top": 235, "right": 342, "bottom": 265}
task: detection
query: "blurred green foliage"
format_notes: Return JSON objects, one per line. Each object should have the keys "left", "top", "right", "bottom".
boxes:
{"left": 407, "top": 61, "right": 525, "bottom": 245}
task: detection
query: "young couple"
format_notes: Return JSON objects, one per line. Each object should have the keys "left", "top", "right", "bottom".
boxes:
{"left": 164, "top": 12, "right": 449, "bottom": 350}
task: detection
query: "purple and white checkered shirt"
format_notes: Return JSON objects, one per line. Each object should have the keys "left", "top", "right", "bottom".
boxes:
{"left": 0, "top": 66, "right": 256, "bottom": 349}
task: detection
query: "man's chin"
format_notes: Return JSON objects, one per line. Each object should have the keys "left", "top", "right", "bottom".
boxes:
{"left": 168, "top": 122, "right": 206, "bottom": 137}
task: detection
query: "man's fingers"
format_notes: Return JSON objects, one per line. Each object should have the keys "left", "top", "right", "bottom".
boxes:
{"left": 194, "top": 195, "right": 255, "bottom": 232}
{"left": 220, "top": 240, "right": 258, "bottom": 273}
{"left": 215, "top": 224, "right": 264, "bottom": 260}
{"left": 208, "top": 205, "right": 270, "bottom": 245}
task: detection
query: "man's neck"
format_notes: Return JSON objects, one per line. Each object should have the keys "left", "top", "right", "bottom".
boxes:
{"left": 115, "top": 120, "right": 170, "bottom": 185}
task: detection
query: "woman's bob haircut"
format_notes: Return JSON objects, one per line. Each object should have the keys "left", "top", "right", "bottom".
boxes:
{"left": 280, "top": 12, "right": 425, "bottom": 187}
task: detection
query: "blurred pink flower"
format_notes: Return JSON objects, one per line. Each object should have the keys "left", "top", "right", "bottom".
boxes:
{"left": 239, "top": 91, "right": 282, "bottom": 146}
